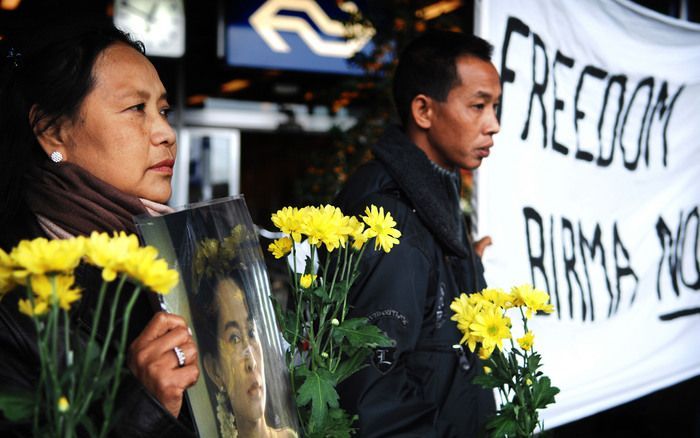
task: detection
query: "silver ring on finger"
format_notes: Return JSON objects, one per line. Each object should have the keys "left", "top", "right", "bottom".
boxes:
{"left": 173, "top": 346, "right": 186, "bottom": 368}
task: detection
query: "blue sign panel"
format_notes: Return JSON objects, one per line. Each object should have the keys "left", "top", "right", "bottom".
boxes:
{"left": 225, "top": 0, "right": 374, "bottom": 75}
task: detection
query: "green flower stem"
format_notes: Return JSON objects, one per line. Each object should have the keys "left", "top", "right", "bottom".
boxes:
{"left": 75, "top": 276, "right": 126, "bottom": 421}
{"left": 25, "top": 282, "right": 46, "bottom": 433}
{"left": 75, "top": 280, "right": 109, "bottom": 410}
{"left": 97, "top": 275, "right": 127, "bottom": 365}
{"left": 324, "top": 247, "right": 337, "bottom": 301}
{"left": 63, "top": 309, "right": 75, "bottom": 436}
{"left": 98, "top": 285, "right": 141, "bottom": 438}
{"left": 48, "top": 277, "right": 63, "bottom": 435}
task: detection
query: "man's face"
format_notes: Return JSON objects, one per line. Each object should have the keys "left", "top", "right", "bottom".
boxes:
{"left": 424, "top": 55, "right": 501, "bottom": 170}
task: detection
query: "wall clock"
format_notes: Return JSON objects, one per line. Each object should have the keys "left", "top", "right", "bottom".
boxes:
{"left": 114, "top": 0, "right": 185, "bottom": 58}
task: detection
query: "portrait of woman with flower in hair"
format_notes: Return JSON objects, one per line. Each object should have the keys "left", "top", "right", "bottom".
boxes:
{"left": 178, "top": 223, "right": 297, "bottom": 438}
{"left": 190, "top": 271, "right": 296, "bottom": 438}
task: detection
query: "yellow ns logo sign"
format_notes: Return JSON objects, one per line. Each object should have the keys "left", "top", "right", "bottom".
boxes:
{"left": 249, "top": 0, "right": 375, "bottom": 59}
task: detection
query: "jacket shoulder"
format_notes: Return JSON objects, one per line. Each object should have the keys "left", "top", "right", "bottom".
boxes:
{"left": 336, "top": 160, "right": 408, "bottom": 216}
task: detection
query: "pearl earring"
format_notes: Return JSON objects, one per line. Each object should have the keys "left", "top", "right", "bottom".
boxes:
{"left": 50, "top": 151, "right": 63, "bottom": 163}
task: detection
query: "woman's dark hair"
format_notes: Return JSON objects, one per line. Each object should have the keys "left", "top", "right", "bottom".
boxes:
{"left": 392, "top": 30, "right": 494, "bottom": 128}
{"left": 189, "top": 273, "right": 240, "bottom": 359}
{"left": 0, "top": 21, "right": 144, "bottom": 228}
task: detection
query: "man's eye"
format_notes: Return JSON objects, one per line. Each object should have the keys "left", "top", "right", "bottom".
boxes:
{"left": 229, "top": 334, "right": 241, "bottom": 344}
{"left": 472, "top": 104, "right": 485, "bottom": 110}
{"left": 129, "top": 103, "right": 146, "bottom": 112}
{"left": 160, "top": 107, "right": 173, "bottom": 118}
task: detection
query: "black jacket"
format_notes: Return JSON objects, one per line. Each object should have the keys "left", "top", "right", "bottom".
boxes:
{"left": 0, "top": 208, "right": 195, "bottom": 437}
{"left": 335, "top": 125, "right": 495, "bottom": 437}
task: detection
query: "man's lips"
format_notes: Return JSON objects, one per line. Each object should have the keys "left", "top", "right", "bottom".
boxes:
{"left": 148, "top": 159, "right": 175, "bottom": 174}
{"left": 477, "top": 146, "right": 492, "bottom": 158}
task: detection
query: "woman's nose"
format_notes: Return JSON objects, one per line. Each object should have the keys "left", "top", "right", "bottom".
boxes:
{"left": 243, "top": 345, "right": 257, "bottom": 372}
{"left": 151, "top": 113, "right": 177, "bottom": 147}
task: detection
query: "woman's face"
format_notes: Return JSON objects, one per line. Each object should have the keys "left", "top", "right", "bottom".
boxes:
{"left": 59, "top": 43, "right": 177, "bottom": 203}
{"left": 213, "top": 278, "right": 266, "bottom": 424}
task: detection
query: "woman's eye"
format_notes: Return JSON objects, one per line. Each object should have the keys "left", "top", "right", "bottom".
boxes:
{"left": 160, "top": 107, "right": 173, "bottom": 118}
{"left": 472, "top": 103, "right": 485, "bottom": 110}
{"left": 129, "top": 103, "right": 146, "bottom": 112}
{"left": 229, "top": 334, "right": 241, "bottom": 344}
{"left": 248, "top": 328, "right": 256, "bottom": 339}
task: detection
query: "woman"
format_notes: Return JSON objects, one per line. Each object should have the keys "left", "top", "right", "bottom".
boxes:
{"left": 0, "top": 22, "right": 199, "bottom": 436}
{"left": 190, "top": 271, "right": 296, "bottom": 438}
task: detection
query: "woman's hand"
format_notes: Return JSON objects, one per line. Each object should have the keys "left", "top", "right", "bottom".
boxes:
{"left": 127, "top": 312, "right": 200, "bottom": 418}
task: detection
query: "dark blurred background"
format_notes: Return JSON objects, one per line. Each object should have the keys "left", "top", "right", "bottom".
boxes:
{"left": 2, "top": 1, "right": 698, "bottom": 436}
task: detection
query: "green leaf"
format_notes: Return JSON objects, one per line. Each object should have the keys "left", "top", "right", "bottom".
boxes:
{"left": 527, "top": 353, "right": 542, "bottom": 372}
{"left": 270, "top": 295, "right": 298, "bottom": 344}
{"left": 296, "top": 368, "right": 339, "bottom": 428}
{"left": 79, "top": 414, "right": 97, "bottom": 437}
{"left": 308, "top": 407, "right": 356, "bottom": 437}
{"left": 532, "top": 376, "right": 560, "bottom": 409}
{"left": 0, "top": 391, "right": 34, "bottom": 422}
{"left": 485, "top": 406, "right": 518, "bottom": 438}
{"left": 472, "top": 373, "right": 502, "bottom": 389}
{"left": 331, "top": 318, "right": 392, "bottom": 349}
{"left": 333, "top": 351, "right": 369, "bottom": 385}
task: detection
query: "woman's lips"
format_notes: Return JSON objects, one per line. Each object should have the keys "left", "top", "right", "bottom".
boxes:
{"left": 149, "top": 159, "right": 175, "bottom": 175}
{"left": 247, "top": 381, "right": 262, "bottom": 397}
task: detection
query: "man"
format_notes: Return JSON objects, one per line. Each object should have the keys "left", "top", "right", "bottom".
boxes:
{"left": 335, "top": 30, "right": 501, "bottom": 437}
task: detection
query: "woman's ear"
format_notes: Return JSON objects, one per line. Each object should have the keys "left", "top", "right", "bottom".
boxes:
{"left": 203, "top": 353, "right": 223, "bottom": 388}
{"left": 29, "top": 104, "right": 69, "bottom": 160}
{"left": 410, "top": 94, "right": 434, "bottom": 130}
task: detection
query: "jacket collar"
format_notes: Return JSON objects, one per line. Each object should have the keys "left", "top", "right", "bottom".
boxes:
{"left": 372, "top": 124, "right": 469, "bottom": 257}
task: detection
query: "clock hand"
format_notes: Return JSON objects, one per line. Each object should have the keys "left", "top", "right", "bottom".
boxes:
{"left": 120, "top": 0, "right": 150, "bottom": 19}
{"left": 146, "top": 0, "right": 161, "bottom": 24}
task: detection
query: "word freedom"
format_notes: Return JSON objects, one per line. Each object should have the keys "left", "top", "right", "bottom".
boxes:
{"left": 500, "top": 16, "right": 684, "bottom": 171}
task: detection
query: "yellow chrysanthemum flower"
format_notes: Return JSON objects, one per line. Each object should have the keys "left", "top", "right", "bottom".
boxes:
{"left": 18, "top": 297, "right": 49, "bottom": 317}
{"left": 299, "top": 273, "right": 317, "bottom": 289}
{"left": 361, "top": 205, "right": 401, "bottom": 253}
{"left": 348, "top": 216, "right": 367, "bottom": 250}
{"left": 450, "top": 293, "right": 482, "bottom": 352}
{"left": 0, "top": 248, "right": 18, "bottom": 295}
{"left": 122, "top": 246, "right": 179, "bottom": 294}
{"left": 480, "top": 288, "right": 515, "bottom": 309}
{"left": 512, "top": 284, "right": 555, "bottom": 318}
{"left": 10, "top": 237, "right": 85, "bottom": 280}
{"left": 85, "top": 232, "right": 140, "bottom": 282}
{"left": 478, "top": 343, "right": 496, "bottom": 360}
{"left": 483, "top": 366, "right": 492, "bottom": 375}
{"left": 302, "top": 205, "right": 352, "bottom": 252}
{"left": 29, "top": 274, "right": 82, "bottom": 311}
{"left": 517, "top": 331, "right": 535, "bottom": 351}
{"left": 470, "top": 306, "right": 511, "bottom": 352}
{"left": 271, "top": 207, "right": 304, "bottom": 242}
{"left": 268, "top": 237, "right": 293, "bottom": 259}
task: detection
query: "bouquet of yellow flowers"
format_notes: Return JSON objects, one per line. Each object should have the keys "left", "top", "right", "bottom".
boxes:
{"left": 267, "top": 204, "right": 400, "bottom": 437}
{"left": 0, "top": 232, "right": 178, "bottom": 437}
{"left": 451, "top": 285, "right": 560, "bottom": 437}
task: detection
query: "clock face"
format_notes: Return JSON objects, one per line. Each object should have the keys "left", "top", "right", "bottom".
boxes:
{"left": 114, "top": 0, "right": 185, "bottom": 58}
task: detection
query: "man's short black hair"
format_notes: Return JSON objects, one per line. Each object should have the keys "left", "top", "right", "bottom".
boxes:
{"left": 392, "top": 30, "right": 494, "bottom": 127}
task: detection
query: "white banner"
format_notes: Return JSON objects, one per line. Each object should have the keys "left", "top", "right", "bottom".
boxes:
{"left": 475, "top": 0, "right": 700, "bottom": 428}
